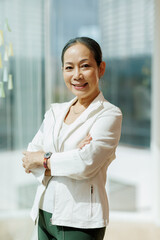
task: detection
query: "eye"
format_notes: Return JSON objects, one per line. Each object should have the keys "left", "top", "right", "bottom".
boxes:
{"left": 65, "top": 66, "right": 73, "bottom": 70}
{"left": 81, "top": 64, "right": 90, "bottom": 68}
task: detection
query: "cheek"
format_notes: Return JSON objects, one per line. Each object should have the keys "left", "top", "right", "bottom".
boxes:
{"left": 63, "top": 73, "right": 70, "bottom": 83}
{"left": 87, "top": 71, "right": 99, "bottom": 83}
{"left": 63, "top": 75, "right": 73, "bottom": 89}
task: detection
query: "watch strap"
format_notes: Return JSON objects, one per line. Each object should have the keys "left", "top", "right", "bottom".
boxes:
{"left": 43, "top": 158, "right": 48, "bottom": 169}
{"left": 43, "top": 152, "right": 52, "bottom": 169}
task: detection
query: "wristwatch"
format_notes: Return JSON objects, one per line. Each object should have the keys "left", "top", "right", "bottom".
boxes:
{"left": 43, "top": 152, "right": 52, "bottom": 169}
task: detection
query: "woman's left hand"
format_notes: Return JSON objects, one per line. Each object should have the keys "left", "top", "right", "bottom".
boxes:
{"left": 22, "top": 151, "right": 44, "bottom": 173}
{"left": 78, "top": 134, "right": 92, "bottom": 149}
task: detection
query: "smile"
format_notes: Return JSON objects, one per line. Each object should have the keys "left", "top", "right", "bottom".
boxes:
{"left": 72, "top": 83, "right": 88, "bottom": 90}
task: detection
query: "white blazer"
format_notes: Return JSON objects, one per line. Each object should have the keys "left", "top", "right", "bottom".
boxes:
{"left": 28, "top": 92, "right": 122, "bottom": 229}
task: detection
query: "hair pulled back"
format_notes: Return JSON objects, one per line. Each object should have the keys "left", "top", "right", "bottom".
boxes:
{"left": 61, "top": 37, "right": 102, "bottom": 67}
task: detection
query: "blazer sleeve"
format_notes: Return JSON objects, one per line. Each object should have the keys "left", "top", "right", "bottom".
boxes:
{"left": 50, "top": 107, "right": 122, "bottom": 180}
{"left": 27, "top": 109, "right": 52, "bottom": 185}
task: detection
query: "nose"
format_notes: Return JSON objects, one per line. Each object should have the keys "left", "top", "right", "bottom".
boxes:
{"left": 73, "top": 67, "right": 83, "bottom": 80}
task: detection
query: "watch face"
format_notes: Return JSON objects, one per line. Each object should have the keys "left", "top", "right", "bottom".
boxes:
{"left": 44, "top": 152, "right": 52, "bottom": 158}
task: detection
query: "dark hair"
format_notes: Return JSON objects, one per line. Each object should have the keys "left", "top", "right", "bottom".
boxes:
{"left": 61, "top": 37, "right": 102, "bottom": 67}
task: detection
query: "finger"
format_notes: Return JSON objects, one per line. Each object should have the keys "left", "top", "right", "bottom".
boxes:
{"left": 23, "top": 150, "right": 31, "bottom": 156}
{"left": 85, "top": 135, "right": 92, "bottom": 141}
{"left": 22, "top": 156, "right": 27, "bottom": 161}
{"left": 79, "top": 141, "right": 91, "bottom": 149}
{"left": 79, "top": 145, "right": 84, "bottom": 149}
{"left": 83, "top": 139, "right": 92, "bottom": 145}
{"left": 87, "top": 133, "right": 92, "bottom": 138}
{"left": 79, "top": 138, "right": 92, "bottom": 146}
{"left": 85, "top": 134, "right": 90, "bottom": 138}
{"left": 25, "top": 169, "right": 30, "bottom": 174}
{"left": 83, "top": 138, "right": 91, "bottom": 142}
{"left": 22, "top": 151, "right": 28, "bottom": 156}
{"left": 78, "top": 135, "right": 92, "bottom": 149}
{"left": 80, "top": 135, "right": 92, "bottom": 144}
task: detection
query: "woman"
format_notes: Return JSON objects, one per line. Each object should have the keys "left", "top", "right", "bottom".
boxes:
{"left": 22, "top": 37, "right": 122, "bottom": 240}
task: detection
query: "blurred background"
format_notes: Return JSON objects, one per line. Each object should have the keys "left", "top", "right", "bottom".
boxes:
{"left": 0, "top": 0, "right": 160, "bottom": 239}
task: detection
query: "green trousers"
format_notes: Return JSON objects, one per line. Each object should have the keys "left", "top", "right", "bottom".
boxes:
{"left": 38, "top": 209, "right": 106, "bottom": 240}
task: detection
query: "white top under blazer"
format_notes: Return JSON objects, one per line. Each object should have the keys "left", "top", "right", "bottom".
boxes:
{"left": 27, "top": 92, "right": 122, "bottom": 229}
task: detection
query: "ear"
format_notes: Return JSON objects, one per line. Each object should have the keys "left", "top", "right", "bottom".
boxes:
{"left": 98, "top": 61, "right": 106, "bottom": 78}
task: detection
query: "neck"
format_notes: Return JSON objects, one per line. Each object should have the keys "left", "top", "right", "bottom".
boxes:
{"left": 76, "top": 90, "right": 100, "bottom": 108}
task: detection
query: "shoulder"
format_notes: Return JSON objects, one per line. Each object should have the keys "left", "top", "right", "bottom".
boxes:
{"left": 103, "top": 99, "right": 122, "bottom": 116}
{"left": 43, "top": 101, "right": 68, "bottom": 119}
{"left": 42, "top": 102, "right": 68, "bottom": 126}
{"left": 97, "top": 101, "right": 122, "bottom": 129}
{"left": 97, "top": 92, "right": 122, "bottom": 118}
{"left": 41, "top": 100, "right": 73, "bottom": 122}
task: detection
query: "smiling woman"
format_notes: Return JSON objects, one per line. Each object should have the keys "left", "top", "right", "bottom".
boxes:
{"left": 62, "top": 37, "right": 106, "bottom": 124}
{"left": 62, "top": 43, "right": 105, "bottom": 101}
{"left": 22, "top": 37, "right": 122, "bottom": 240}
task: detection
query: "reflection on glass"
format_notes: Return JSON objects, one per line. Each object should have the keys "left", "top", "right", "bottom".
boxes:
{"left": 99, "top": 0, "right": 153, "bottom": 147}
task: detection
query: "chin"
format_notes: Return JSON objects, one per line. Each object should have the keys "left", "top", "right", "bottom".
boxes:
{"left": 72, "top": 90, "right": 88, "bottom": 97}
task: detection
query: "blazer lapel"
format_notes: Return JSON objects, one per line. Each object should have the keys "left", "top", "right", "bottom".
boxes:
{"left": 52, "top": 92, "right": 105, "bottom": 152}
{"left": 51, "top": 97, "right": 77, "bottom": 151}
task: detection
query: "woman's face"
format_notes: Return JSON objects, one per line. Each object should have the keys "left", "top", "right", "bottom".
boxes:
{"left": 62, "top": 43, "right": 105, "bottom": 101}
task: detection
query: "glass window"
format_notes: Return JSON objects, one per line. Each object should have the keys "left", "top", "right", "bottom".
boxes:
{"left": 99, "top": 0, "right": 154, "bottom": 147}
{"left": 0, "top": 0, "right": 45, "bottom": 151}
{"left": 0, "top": 0, "right": 45, "bottom": 214}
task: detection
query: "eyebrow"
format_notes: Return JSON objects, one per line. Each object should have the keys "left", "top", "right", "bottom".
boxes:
{"left": 64, "top": 59, "right": 89, "bottom": 65}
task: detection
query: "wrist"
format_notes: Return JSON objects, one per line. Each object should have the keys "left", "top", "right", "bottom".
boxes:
{"left": 43, "top": 152, "right": 52, "bottom": 169}
{"left": 33, "top": 151, "right": 45, "bottom": 168}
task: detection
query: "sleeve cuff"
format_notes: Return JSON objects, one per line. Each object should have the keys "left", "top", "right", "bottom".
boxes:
{"left": 31, "top": 167, "right": 46, "bottom": 184}
{"left": 50, "top": 149, "right": 81, "bottom": 177}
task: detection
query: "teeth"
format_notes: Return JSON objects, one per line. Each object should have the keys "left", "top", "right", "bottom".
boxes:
{"left": 73, "top": 83, "right": 87, "bottom": 87}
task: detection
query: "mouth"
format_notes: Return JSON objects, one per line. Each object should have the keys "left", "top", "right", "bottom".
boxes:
{"left": 72, "top": 83, "right": 88, "bottom": 90}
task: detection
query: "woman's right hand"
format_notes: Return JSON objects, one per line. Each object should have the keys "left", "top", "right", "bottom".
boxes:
{"left": 77, "top": 134, "right": 92, "bottom": 149}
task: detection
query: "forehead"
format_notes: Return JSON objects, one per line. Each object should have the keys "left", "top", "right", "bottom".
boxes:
{"left": 63, "top": 43, "right": 94, "bottom": 62}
